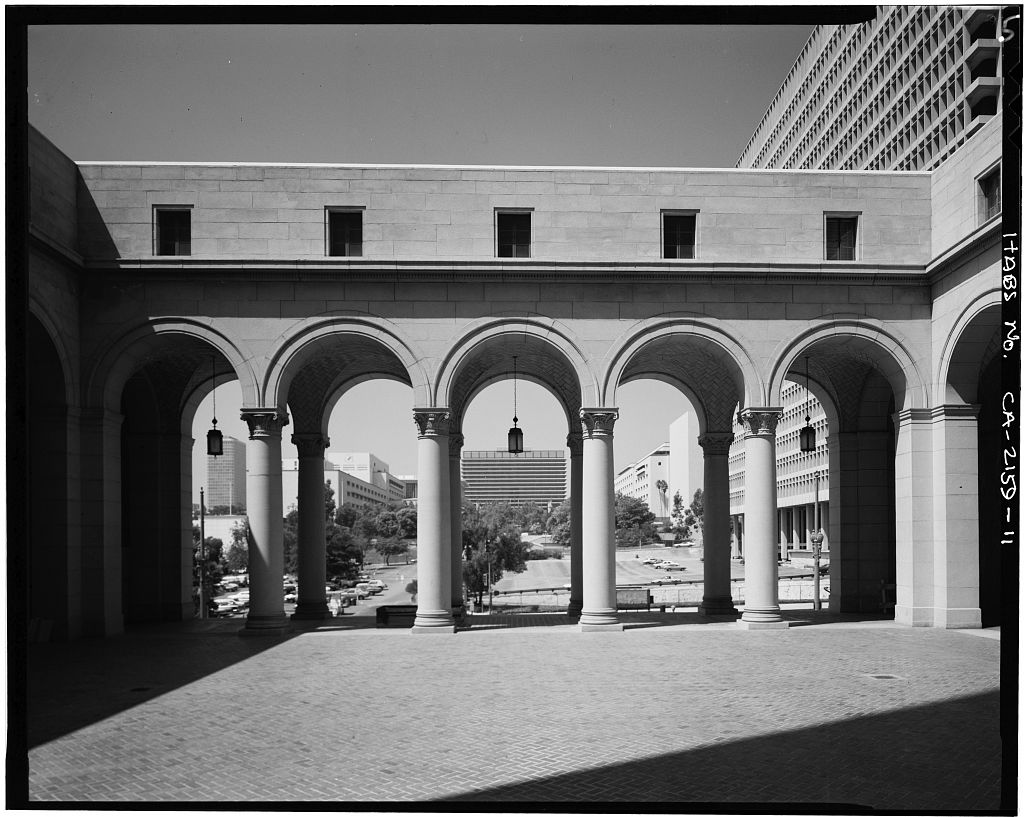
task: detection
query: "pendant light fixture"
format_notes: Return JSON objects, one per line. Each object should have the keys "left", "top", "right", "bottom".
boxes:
{"left": 799, "top": 355, "right": 816, "bottom": 453}
{"left": 507, "top": 355, "right": 524, "bottom": 455}
{"left": 207, "top": 356, "right": 224, "bottom": 457}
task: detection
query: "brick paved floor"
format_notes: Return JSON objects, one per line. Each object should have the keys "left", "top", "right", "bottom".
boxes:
{"left": 17, "top": 613, "right": 1006, "bottom": 810}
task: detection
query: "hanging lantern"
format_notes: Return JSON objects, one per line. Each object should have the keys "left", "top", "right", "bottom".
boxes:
{"left": 207, "top": 356, "right": 224, "bottom": 456}
{"left": 508, "top": 355, "right": 524, "bottom": 455}
{"left": 799, "top": 356, "right": 816, "bottom": 453}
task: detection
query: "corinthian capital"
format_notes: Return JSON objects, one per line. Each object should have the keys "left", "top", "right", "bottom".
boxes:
{"left": 292, "top": 433, "right": 329, "bottom": 458}
{"left": 738, "top": 408, "right": 782, "bottom": 438}
{"left": 580, "top": 408, "right": 618, "bottom": 438}
{"left": 240, "top": 409, "right": 289, "bottom": 439}
{"left": 565, "top": 431, "right": 584, "bottom": 457}
{"left": 413, "top": 408, "right": 451, "bottom": 438}
{"left": 449, "top": 432, "right": 465, "bottom": 457}
{"left": 698, "top": 432, "right": 734, "bottom": 456}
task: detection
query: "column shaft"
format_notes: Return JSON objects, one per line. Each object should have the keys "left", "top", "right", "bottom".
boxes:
{"left": 698, "top": 433, "right": 738, "bottom": 616}
{"left": 293, "top": 433, "right": 331, "bottom": 620}
{"left": 242, "top": 410, "right": 289, "bottom": 634}
{"left": 412, "top": 410, "right": 454, "bottom": 632}
{"left": 449, "top": 433, "right": 465, "bottom": 619}
{"left": 567, "top": 433, "right": 584, "bottom": 618}
{"left": 738, "top": 408, "right": 786, "bottom": 628}
{"left": 579, "top": 409, "right": 622, "bottom": 630}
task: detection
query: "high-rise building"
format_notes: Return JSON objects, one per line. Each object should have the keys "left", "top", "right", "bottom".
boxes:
{"left": 462, "top": 450, "right": 567, "bottom": 508}
{"left": 613, "top": 443, "right": 672, "bottom": 522}
{"left": 328, "top": 452, "right": 406, "bottom": 504}
{"left": 737, "top": 6, "right": 1004, "bottom": 171}
{"left": 668, "top": 413, "right": 703, "bottom": 514}
{"left": 206, "top": 437, "right": 246, "bottom": 512}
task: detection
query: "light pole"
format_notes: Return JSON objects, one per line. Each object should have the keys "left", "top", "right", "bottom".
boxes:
{"left": 199, "top": 487, "right": 207, "bottom": 619}
{"left": 810, "top": 471, "right": 824, "bottom": 612}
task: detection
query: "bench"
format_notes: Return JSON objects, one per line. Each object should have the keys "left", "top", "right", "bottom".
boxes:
{"left": 375, "top": 604, "right": 418, "bottom": 628}
{"left": 616, "top": 588, "right": 652, "bottom": 611}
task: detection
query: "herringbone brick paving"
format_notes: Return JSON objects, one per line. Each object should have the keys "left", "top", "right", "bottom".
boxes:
{"left": 22, "top": 614, "right": 1004, "bottom": 809}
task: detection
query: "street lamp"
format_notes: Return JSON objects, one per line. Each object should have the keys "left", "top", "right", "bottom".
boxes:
{"left": 207, "top": 356, "right": 223, "bottom": 457}
{"left": 799, "top": 356, "right": 816, "bottom": 453}
{"left": 508, "top": 356, "right": 524, "bottom": 455}
{"left": 810, "top": 471, "right": 824, "bottom": 611}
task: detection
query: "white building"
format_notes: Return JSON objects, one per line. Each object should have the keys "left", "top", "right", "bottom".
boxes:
{"left": 613, "top": 443, "right": 672, "bottom": 522}
{"left": 668, "top": 413, "right": 703, "bottom": 517}
{"left": 328, "top": 452, "right": 406, "bottom": 503}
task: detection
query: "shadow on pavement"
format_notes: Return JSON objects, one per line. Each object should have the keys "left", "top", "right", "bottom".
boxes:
{"left": 436, "top": 690, "right": 1007, "bottom": 812}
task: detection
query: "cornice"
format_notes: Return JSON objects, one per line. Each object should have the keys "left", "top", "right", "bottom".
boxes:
{"left": 925, "top": 219, "right": 1003, "bottom": 283}
{"left": 28, "top": 225, "right": 85, "bottom": 268}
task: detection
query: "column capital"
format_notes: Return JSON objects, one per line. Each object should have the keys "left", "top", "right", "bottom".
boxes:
{"left": 240, "top": 409, "right": 289, "bottom": 439}
{"left": 580, "top": 408, "right": 618, "bottom": 438}
{"left": 566, "top": 431, "right": 584, "bottom": 457}
{"left": 413, "top": 408, "right": 451, "bottom": 438}
{"left": 448, "top": 432, "right": 465, "bottom": 457}
{"left": 738, "top": 407, "right": 782, "bottom": 438}
{"left": 291, "top": 433, "right": 329, "bottom": 458}
{"left": 698, "top": 432, "right": 734, "bottom": 456}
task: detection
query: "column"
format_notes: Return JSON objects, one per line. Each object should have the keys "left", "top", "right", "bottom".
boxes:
{"left": 930, "top": 405, "right": 982, "bottom": 628}
{"left": 698, "top": 432, "right": 738, "bottom": 616}
{"left": 579, "top": 409, "right": 622, "bottom": 631}
{"left": 292, "top": 432, "right": 331, "bottom": 620}
{"left": 737, "top": 408, "right": 787, "bottom": 629}
{"left": 241, "top": 409, "right": 290, "bottom": 635}
{"left": 566, "top": 432, "right": 584, "bottom": 618}
{"left": 449, "top": 432, "right": 465, "bottom": 621}
{"left": 412, "top": 409, "right": 454, "bottom": 633}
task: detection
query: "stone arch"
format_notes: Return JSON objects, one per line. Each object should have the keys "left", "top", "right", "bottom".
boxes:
{"left": 28, "top": 295, "right": 79, "bottom": 410}
{"left": 936, "top": 290, "right": 1001, "bottom": 403}
{"left": 602, "top": 317, "right": 758, "bottom": 433}
{"left": 434, "top": 317, "right": 597, "bottom": 431}
{"left": 767, "top": 319, "right": 927, "bottom": 420}
{"left": 264, "top": 317, "right": 429, "bottom": 431}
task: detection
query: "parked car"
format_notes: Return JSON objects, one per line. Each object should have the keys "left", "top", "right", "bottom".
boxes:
{"left": 339, "top": 588, "right": 362, "bottom": 602}
{"left": 654, "top": 561, "right": 681, "bottom": 569}
{"left": 284, "top": 591, "right": 297, "bottom": 603}
{"left": 367, "top": 579, "right": 388, "bottom": 591}
{"left": 213, "top": 598, "right": 240, "bottom": 615}
{"left": 663, "top": 564, "right": 687, "bottom": 572}
{"left": 642, "top": 558, "right": 663, "bottom": 566}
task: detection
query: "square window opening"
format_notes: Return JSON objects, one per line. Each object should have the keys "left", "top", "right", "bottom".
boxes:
{"left": 825, "top": 215, "right": 858, "bottom": 261}
{"left": 496, "top": 211, "right": 531, "bottom": 258}
{"left": 327, "top": 209, "right": 363, "bottom": 257}
{"left": 663, "top": 213, "right": 697, "bottom": 259}
{"left": 155, "top": 207, "right": 192, "bottom": 256}
{"left": 979, "top": 166, "right": 1001, "bottom": 223}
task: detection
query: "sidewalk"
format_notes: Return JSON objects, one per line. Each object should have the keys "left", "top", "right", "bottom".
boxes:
{"left": 17, "top": 612, "right": 1007, "bottom": 810}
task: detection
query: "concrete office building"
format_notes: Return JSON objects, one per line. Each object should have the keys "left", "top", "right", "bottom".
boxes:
{"left": 281, "top": 459, "right": 395, "bottom": 514}
{"left": 206, "top": 436, "right": 246, "bottom": 511}
{"left": 22, "top": 8, "right": 1006, "bottom": 635}
{"left": 668, "top": 412, "right": 703, "bottom": 516}
{"left": 737, "top": 6, "right": 1004, "bottom": 171}
{"left": 328, "top": 452, "right": 406, "bottom": 503}
{"left": 614, "top": 443, "right": 672, "bottom": 522}
{"left": 462, "top": 450, "right": 568, "bottom": 508}
{"left": 396, "top": 475, "right": 418, "bottom": 505}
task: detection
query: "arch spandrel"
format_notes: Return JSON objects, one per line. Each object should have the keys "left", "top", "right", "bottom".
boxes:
{"left": 936, "top": 292, "right": 1001, "bottom": 404}
{"left": 28, "top": 298, "right": 79, "bottom": 411}
{"left": 602, "top": 318, "right": 758, "bottom": 433}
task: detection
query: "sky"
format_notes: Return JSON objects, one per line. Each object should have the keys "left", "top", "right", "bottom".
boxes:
{"left": 25, "top": 22, "right": 815, "bottom": 498}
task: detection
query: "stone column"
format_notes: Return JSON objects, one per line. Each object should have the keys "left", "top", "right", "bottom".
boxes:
{"left": 698, "top": 432, "right": 738, "bottom": 616}
{"left": 579, "top": 409, "right": 622, "bottom": 631}
{"left": 894, "top": 410, "right": 933, "bottom": 626}
{"left": 241, "top": 410, "right": 290, "bottom": 635}
{"left": 412, "top": 409, "right": 455, "bottom": 633}
{"left": 566, "top": 431, "right": 584, "bottom": 618}
{"left": 737, "top": 408, "right": 787, "bottom": 629}
{"left": 449, "top": 432, "right": 465, "bottom": 620}
{"left": 292, "top": 433, "right": 331, "bottom": 620}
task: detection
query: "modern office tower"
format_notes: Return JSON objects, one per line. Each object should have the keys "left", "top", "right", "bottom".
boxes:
{"left": 462, "top": 450, "right": 567, "bottom": 508}
{"left": 281, "top": 461, "right": 394, "bottom": 514}
{"left": 396, "top": 475, "right": 418, "bottom": 505}
{"left": 327, "top": 452, "right": 406, "bottom": 503}
{"left": 206, "top": 437, "right": 246, "bottom": 512}
{"left": 613, "top": 443, "right": 672, "bottom": 522}
{"left": 737, "top": 6, "right": 1004, "bottom": 171}
{"left": 668, "top": 413, "right": 703, "bottom": 514}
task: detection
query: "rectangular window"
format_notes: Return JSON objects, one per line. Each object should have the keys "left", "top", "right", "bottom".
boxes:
{"left": 154, "top": 207, "right": 191, "bottom": 256}
{"left": 979, "top": 166, "right": 1001, "bottom": 223}
{"left": 662, "top": 212, "right": 697, "bottom": 259}
{"left": 496, "top": 210, "right": 531, "bottom": 258}
{"left": 327, "top": 209, "right": 363, "bottom": 257}
{"left": 825, "top": 214, "right": 858, "bottom": 260}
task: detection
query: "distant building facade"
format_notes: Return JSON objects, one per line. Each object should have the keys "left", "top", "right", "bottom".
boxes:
{"left": 281, "top": 451, "right": 403, "bottom": 513}
{"left": 207, "top": 437, "right": 246, "bottom": 511}
{"left": 462, "top": 450, "right": 567, "bottom": 508}
{"left": 613, "top": 443, "right": 672, "bottom": 522}
{"left": 668, "top": 413, "right": 703, "bottom": 515}
{"left": 329, "top": 452, "right": 406, "bottom": 503}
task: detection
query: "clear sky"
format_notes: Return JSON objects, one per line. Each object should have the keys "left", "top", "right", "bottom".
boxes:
{"left": 25, "top": 22, "right": 814, "bottom": 499}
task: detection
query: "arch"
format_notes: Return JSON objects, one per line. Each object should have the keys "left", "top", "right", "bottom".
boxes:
{"left": 936, "top": 289, "right": 1001, "bottom": 403}
{"left": 434, "top": 317, "right": 597, "bottom": 427}
{"left": 85, "top": 318, "right": 258, "bottom": 413}
{"left": 28, "top": 295, "right": 79, "bottom": 409}
{"left": 264, "top": 316, "right": 430, "bottom": 415}
{"left": 767, "top": 319, "right": 927, "bottom": 414}
{"left": 602, "top": 317, "right": 759, "bottom": 432}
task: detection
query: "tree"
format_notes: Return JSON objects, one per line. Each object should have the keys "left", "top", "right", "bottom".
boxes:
{"left": 682, "top": 489, "right": 705, "bottom": 543}
{"left": 374, "top": 537, "right": 409, "bottom": 566}
{"left": 396, "top": 506, "right": 417, "bottom": 539}
{"left": 374, "top": 508, "right": 400, "bottom": 539}
{"left": 282, "top": 509, "right": 300, "bottom": 574}
{"left": 325, "top": 524, "right": 362, "bottom": 580}
{"left": 547, "top": 500, "right": 572, "bottom": 547}
{"left": 192, "top": 533, "right": 225, "bottom": 614}
{"left": 405, "top": 579, "right": 418, "bottom": 602}
{"left": 460, "top": 504, "right": 531, "bottom": 606}
{"left": 225, "top": 520, "right": 249, "bottom": 572}
{"left": 614, "top": 493, "right": 657, "bottom": 547}
{"left": 670, "top": 491, "right": 690, "bottom": 541}
{"left": 655, "top": 479, "right": 670, "bottom": 519}
{"left": 335, "top": 502, "right": 362, "bottom": 530}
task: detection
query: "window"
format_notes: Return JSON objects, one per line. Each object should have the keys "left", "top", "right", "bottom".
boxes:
{"left": 496, "top": 210, "right": 531, "bottom": 258}
{"left": 979, "top": 166, "right": 1000, "bottom": 222}
{"left": 825, "top": 214, "right": 858, "bottom": 260}
{"left": 663, "top": 212, "right": 697, "bottom": 258}
{"left": 327, "top": 209, "right": 363, "bottom": 257}
{"left": 154, "top": 207, "right": 191, "bottom": 256}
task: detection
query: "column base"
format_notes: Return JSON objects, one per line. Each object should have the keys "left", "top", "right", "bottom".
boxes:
{"left": 291, "top": 601, "right": 332, "bottom": 620}
{"left": 698, "top": 597, "right": 739, "bottom": 617}
{"left": 567, "top": 599, "right": 583, "bottom": 617}
{"left": 240, "top": 612, "right": 291, "bottom": 636}
{"left": 451, "top": 603, "right": 466, "bottom": 622}
{"left": 579, "top": 608, "right": 622, "bottom": 630}
{"left": 736, "top": 619, "right": 790, "bottom": 630}
{"left": 738, "top": 607, "right": 787, "bottom": 628}
{"left": 412, "top": 609, "right": 455, "bottom": 632}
